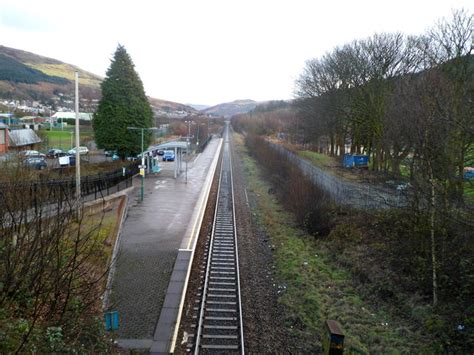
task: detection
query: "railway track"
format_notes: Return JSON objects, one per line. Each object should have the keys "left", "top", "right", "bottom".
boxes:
{"left": 188, "top": 124, "right": 244, "bottom": 354}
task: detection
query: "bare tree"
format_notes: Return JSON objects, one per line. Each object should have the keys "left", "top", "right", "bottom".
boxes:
{"left": 0, "top": 170, "right": 111, "bottom": 352}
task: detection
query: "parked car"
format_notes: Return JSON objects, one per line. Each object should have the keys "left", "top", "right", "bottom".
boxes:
{"left": 157, "top": 150, "right": 165, "bottom": 156}
{"left": 68, "top": 146, "right": 89, "bottom": 155}
{"left": 0, "top": 153, "right": 15, "bottom": 162}
{"left": 59, "top": 154, "right": 76, "bottom": 167}
{"left": 104, "top": 150, "right": 120, "bottom": 161}
{"left": 163, "top": 150, "right": 175, "bottom": 162}
{"left": 464, "top": 169, "right": 474, "bottom": 180}
{"left": 20, "top": 150, "right": 46, "bottom": 158}
{"left": 25, "top": 157, "right": 47, "bottom": 170}
{"left": 47, "top": 148, "right": 66, "bottom": 158}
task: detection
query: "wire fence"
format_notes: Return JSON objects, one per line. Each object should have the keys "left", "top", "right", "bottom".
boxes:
{"left": 268, "top": 142, "right": 405, "bottom": 210}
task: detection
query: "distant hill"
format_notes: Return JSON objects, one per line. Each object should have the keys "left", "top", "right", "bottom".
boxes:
{"left": 0, "top": 45, "right": 196, "bottom": 116}
{"left": 149, "top": 97, "right": 198, "bottom": 117}
{"left": 187, "top": 103, "right": 210, "bottom": 111}
{"left": 0, "top": 45, "right": 102, "bottom": 106}
{"left": 202, "top": 99, "right": 258, "bottom": 118}
{"left": 0, "top": 53, "right": 69, "bottom": 85}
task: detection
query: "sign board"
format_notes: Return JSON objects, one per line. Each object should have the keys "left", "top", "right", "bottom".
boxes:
{"left": 59, "top": 156, "right": 70, "bottom": 166}
{"left": 139, "top": 168, "right": 145, "bottom": 176}
{"left": 138, "top": 165, "right": 146, "bottom": 169}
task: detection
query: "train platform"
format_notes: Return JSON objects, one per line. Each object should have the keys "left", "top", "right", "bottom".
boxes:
{"left": 109, "top": 138, "right": 222, "bottom": 352}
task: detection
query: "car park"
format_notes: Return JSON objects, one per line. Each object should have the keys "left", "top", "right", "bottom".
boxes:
{"left": 68, "top": 146, "right": 89, "bottom": 155}
{"left": 47, "top": 148, "right": 66, "bottom": 158}
{"left": 20, "top": 150, "right": 46, "bottom": 158}
{"left": 25, "top": 157, "right": 47, "bottom": 170}
{"left": 105, "top": 150, "right": 119, "bottom": 160}
{"left": 163, "top": 150, "right": 175, "bottom": 162}
{"left": 0, "top": 153, "right": 16, "bottom": 162}
{"left": 59, "top": 154, "right": 76, "bottom": 167}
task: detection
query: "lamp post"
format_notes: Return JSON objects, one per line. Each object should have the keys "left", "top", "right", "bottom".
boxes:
{"left": 7, "top": 103, "right": 15, "bottom": 126}
{"left": 196, "top": 123, "right": 200, "bottom": 147}
{"left": 127, "top": 126, "right": 157, "bottom": 202}
{"left": 184, "top": 120, "right": 193, "bottom": 184}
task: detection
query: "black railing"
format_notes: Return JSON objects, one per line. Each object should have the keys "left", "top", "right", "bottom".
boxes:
{"left": 197, "top": 135, "right": 212, "bottom": 153}
{"left": 0, "top": 161, "right": 140, "bottom": 210}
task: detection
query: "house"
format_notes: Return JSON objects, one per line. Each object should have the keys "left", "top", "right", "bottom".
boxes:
{"left": 0, "top": 122, "right": 8, "bottom": 154}
{"left": 8, "top": 128, "right": 42, "bottom": 151}
{"left": 19, "top": 116, "right": 47, "bottom": 131}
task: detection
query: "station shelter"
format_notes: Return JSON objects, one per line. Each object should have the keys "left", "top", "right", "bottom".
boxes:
{"left": 146, "top": 141, "right": 189, "bottom": 178}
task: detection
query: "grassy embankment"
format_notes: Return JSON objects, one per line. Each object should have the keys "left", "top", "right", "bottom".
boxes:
{"left": 1, "top": 197, "right": 122, "bottom": 352}
{"left": 297, "top": 150, "right": 380, "bottom": 184}
{"left": 234, "top": 133, "right": 429, "bottom": 353}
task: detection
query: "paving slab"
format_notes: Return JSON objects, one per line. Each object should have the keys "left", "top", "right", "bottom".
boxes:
{"left": 110, "top": 138, "right": 221, "bottom": 349}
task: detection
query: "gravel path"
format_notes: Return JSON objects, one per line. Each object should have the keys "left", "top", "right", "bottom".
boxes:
{"left": 230, "top": 131, "right": 293, "bottom": 352}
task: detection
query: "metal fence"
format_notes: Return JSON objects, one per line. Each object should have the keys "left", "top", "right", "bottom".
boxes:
{"left": 0, "top": 162, "right": 139, "bottom": 210}
{"left": 268, "top": 142, "right": 404, "bottom": 210}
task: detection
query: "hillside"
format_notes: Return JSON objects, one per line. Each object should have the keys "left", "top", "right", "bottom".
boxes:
{"left": 148, "top": 97, "right": 198, "bottom": 117}
{"left": 0, "top": 45, "right": 102, "bottom": 107}
{"left": 202, "top": 99, "right": 257, "bottom": 117}
{"left": 0, "top": 54, "right": 69, "bottom": 85}
{"left": 0, "top": 45, "right": 196, "bottom": 115}
{"left": 186, "top": 103, "right": 210, "bottom": 111}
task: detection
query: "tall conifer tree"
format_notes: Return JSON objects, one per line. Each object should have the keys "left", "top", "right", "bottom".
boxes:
{"left": 93, "top": 45, "right": 153, "bottom": 158}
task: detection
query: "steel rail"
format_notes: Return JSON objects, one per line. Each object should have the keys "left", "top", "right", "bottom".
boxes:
{"left": 193, "top": 123, "right": 244, "bottom": 354}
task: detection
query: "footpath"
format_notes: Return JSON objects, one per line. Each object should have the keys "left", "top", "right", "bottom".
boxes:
{"left": 108, "top": 138, "right": 222, "bottom": 352}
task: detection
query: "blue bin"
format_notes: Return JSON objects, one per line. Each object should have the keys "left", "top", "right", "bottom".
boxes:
{"left": 104, "top": 311, "right": 119, "bottom": 331}
{"left": 353, "top": 155, "right": 369, "bottom": 167}
{"left": 464, "top": 170, "right": 474, "bottom": 180}
{"left": 343, "top": 154, "right": 369, "bottom": 168}
{"left": 343, "top": 154, "right": 355, "bottom": 168}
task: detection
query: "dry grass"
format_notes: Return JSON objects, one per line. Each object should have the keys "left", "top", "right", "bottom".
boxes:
{"left": 26, "top": 63, "right": 102, "bottom": 87}
{"left": 234, "top": 131, "right": 430, "bottom": 353}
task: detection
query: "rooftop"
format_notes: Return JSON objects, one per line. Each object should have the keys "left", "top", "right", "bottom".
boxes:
{"left": 8, "top": 129, "right": 42, "bottom": 147}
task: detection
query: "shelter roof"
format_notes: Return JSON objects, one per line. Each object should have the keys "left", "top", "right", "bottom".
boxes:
{"left": 8, "top": 129, "right": 42, "bottom": 147}
{"left": 151, "top": 141, "right": 189, "bottom": 150}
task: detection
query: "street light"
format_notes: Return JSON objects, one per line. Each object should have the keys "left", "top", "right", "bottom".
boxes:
{"left": 184, "top": 120, "right": 193, "bottom": 184}
{"left": 127, "top": 126, "right": 157, "bottom": 202}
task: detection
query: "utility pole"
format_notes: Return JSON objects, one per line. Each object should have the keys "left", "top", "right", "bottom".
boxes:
{"left": 7, "top": 103, "right": 13, "bottom": 126}
{"left": 141, "top": 128, "right": 144, "bottom": 201}
{"left": 196, "top": 123, "right": 200, "bottom": 147}
{"left": 75, "top": 71, "right": 81, "bottom": 211}
{"left": 127, "top": 126, "right": 157, "bottom": 202}
{"left": 185, "top": 120, "right": 192, "bottom": 184}
{"left": 187, "top": 120, "right": 191, "bottom": 141}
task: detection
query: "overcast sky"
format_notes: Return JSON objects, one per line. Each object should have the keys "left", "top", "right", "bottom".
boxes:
{"left": 0, "top": 0, "right": 472, "bottom": 106}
